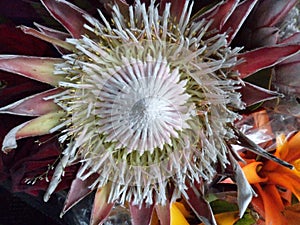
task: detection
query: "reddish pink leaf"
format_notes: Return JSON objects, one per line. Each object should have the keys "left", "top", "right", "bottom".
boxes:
{"left": 249, "top": 0, "right": 298, "bottom": 28}
{"left": 101, "top": 0, "right": 129, "bottom": 16}
{"left": 251, "top": 27, "right": 279, "bottom": 47}
{"left": 0, "top": 24, "right": 56, "bottom": 56}
{"left": 278, "top": 51, "right": 300, "bottom": 65}
{"left": 130, "top": 203, "right": 154, "bottom": 225}
{"left": 41, "top": 0, "right": 89, "bottom": 38}
{"left": 62, "top": 172, "right": 99, "bottom": 215}
{"left": 195, "top": 0, "right": 239, "bottom": 31}
{"left": 159, "top": 0, "right": 187, "bottom": 21}
{"left": 280, "top": 32, "right": 300, "bottom": 44}
{"left": 90, "top": 184, "right": 114, "bottom": 225}
{"left": 274, "top": 56, "right": 300, "bottom": 96}
{"left": 234, "top": 45, "right": 300, "bottom": 78}
{"left": 0, "top": 88, "right": 62, "bottom": 116}
{"left": 241, "top": 82, "right": 281, "bottom": 106}
{"left": 0, "top": 55, "right": 64, "bottom": 86}
{"left": 221, "top": 0, "right": 258, "bottom": 43}
{"left": 184, "top": 182, "right": 217, "bottom": 225}
{"left": 155, "top": 202, "right": 170, "bottom": 225}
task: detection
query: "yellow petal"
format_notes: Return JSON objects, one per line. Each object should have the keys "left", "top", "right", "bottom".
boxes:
{"left": 275, "top": 133, "right": 289, "bottom": 159}
{"left": 286, "top": 132, "right": 300, "bottom": 162}
{"left": 170, "top": 202, "right": 189, "bottom": 225}
{"left": 214, "top": 211, "right": 240, "bottom": 225}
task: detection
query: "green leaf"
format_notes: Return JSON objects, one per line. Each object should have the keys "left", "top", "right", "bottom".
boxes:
{"left": 234, "top": 211, "right": 256, "bottom": 225}
{"left": 210, "top": 199, "right": 239, "bottom": 214}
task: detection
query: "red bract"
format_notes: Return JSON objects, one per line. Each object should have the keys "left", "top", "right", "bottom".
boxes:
{"left": 8, "top": 136, "right": 78, "bottom": 196}
{"left": 0, "top": 24, "right": 71, "bottom": 194}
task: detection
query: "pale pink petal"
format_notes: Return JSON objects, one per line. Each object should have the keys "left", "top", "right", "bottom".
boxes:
{"left": 34, "top": 22, "right": 72, "bottom": 54}
{"left": 19, "top": 25, "right": 74, "bottom": 51}
{"left": 2, "top": 111, "right": 66, "bottom": 153}
{"left": 222, "top": 0, "right": 258, "bottom": 43}
{"left": 0, "top": 88, "right": 62, "bottom": 116}
{"left": 130, "top": 203, "right": 154, "bottom": 225}
{"left": 0, "top": 55, "right": 64, "bottom": 86}
{"left": 234, "top": 45, "right": 300, "bottom": 79}
{"left": 61, "top": 172, "right": 99, "bottom": 216}
{"left": 241, "top": 82, "right": 282, "bottom": 106}
{"left": 90, "top": 185, "right": 114, "bottom": 225}
{"left": 41, "top": 0, "right": 89, "bottom": 38}
{"left": 155, "top": 203, "right": 170, "bottom": 225}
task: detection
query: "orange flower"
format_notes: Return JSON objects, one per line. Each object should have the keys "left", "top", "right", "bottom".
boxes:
{"left": 242, "top": 131, "right": 300, "bottom": 224}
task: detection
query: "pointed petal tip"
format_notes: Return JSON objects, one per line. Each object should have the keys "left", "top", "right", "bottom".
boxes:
{"left": 0, "top": 55, "right": 64, "bottom": 86}
{"left": 235, "top": 44, "right": 300, "bottom": 78}
{"left": 1, "top": 111, "right": 65, "bottom": 152}
{"left": 0, "top": 88, "right": 62, "bottom": 116}
{"left": 18, "top": 25, "right": 74, "bottom": 51}
{"left": 130, "top": 203, "right": 155, "bottom": 225}
{"left": 241, "top": 82, "right": 283, "bottom": 107}
{"left": 62, "top": 172, "right": 98, "bottom": 215}
{"left": 40, "top": 0, "right": 89, "bottom": 38}
{"left": 234, "top": 128, "right": 294, "bottom": 169}
{"left": 90, "top": 185, "right": 114, "bottom": 225}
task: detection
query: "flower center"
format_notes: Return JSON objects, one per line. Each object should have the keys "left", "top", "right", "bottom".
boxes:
{"left": 96, "top": 57, "right": 190, "bottom": 154}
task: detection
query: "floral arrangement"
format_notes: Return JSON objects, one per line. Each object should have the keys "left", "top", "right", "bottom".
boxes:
{"left": 0, "top": 0, "right": 299, "bottom": 225}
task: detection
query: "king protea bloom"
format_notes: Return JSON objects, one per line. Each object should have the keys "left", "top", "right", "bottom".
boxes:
{"left": 0, "top": 0, "right": 299, "bottom": 224}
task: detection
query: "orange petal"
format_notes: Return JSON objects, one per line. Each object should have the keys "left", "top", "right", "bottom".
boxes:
{"left": 288, "top": 132, "right": 300, "bottom": 151}
{"left": 267, "top": 171, "right": 300, "bottom": 200}
{"left": 242, "top": 162, "right": 268, "bottom": 184}
{"left": 276, "top": 134, "right": 289, "bottom": 159}
{"left": 263, "top": 134, "right": 289, "bottom": 171}
{"left": 283, "top": 203, "right": 300, "bottom": 225}
{"left": 286, "top": 132, "right": 300, "bottom": 162}
{"left": 251, "top": 184, "right": 265, "bottom": 218}
{"left": 256, "top": 185, "right": 287, "bottom": 225}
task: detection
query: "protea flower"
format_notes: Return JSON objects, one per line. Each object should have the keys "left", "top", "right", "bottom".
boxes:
{"left": 0, "top": 0, "right": 299, "bottom": 225}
